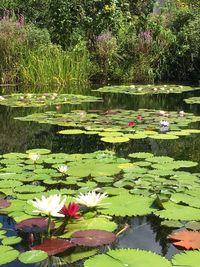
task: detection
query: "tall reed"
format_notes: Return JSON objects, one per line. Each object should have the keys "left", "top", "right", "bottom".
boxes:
{"left": 19, "top": 43, "right": 94, "bottom": 86}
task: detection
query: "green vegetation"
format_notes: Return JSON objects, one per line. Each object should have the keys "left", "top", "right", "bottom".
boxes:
{"left": 0, "top": 0, "right": 200, "bottom": 85}
{"left": 15, "top": 108, "right": 200, "bottom": 143}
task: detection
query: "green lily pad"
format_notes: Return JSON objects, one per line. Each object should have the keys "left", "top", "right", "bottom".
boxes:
{"left": 172, "top": 251, "right": 200, "bottom": 267}
{"left": 84, "top": 249, "right": 172, "bottom": 267}
{"left": 100, "top": 194, "right": 156, "bottom": 216}
{"left": 0, "top": 245, "right": 19, "bottom": 265}
{"left": 18, "top": 250, "right": 48, "bottom": 264}
{"left": 2, "top": 236, "right": 22, "bottom": 245}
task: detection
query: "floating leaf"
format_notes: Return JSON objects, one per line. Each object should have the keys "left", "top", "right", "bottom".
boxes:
{"left": 2, "top": 236, "right": 22, "bottom": 245}
{"left": 100, "top": 194, "right": 156, "bottom": 216}
{"left": 155, "top": 202, "right": 200, "bottom": 220}
{"left": 15, "top": 218, "right": 55, "bottom": 233}
{"left": 128, "top": 152, "right": 154, "bottom": 159}
{"left": 161, "top": 220, "right": 183, "bottom": 228}
{"left": 185, "top": 221, "right": 200, "bottom": 231}
{"left": 100, "top": 136, "right": 130, "bottom": 143}
{"left": 59, "top": 129, "right": 86, "bottom": 135}
{"left": 14, "top": 185, "right": 45, "bottom": 193}
{"left": 61, "top": 217, "right": 117, "bottom": 238}
{"left": 71, "top": 230, "right": 116, "bottom": 247}
{"left": 168, "top": 230, "right": 200, "bottom": 249}
{"left": 172, "top": 251, "right": 200, "bottom": 267}
{"left": 63, "top": 248, "right": 97, "bottom": 263}
{"left": 18, "top": 250, "right": 48, "bottom": 264}
{"left": 0, "top": 199, "right": 11, "bottom": 209}
{"left": 0, "top": 245, "right": 19, "bottom": 265}
{"left": 32, "top": 238, "right": 75, "bottom": 256}
{"left": 84, "top": 249, "right": 172, "bottom": 267}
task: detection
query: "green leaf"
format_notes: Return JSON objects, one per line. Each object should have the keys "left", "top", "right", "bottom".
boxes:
{"left": 155, "top": 202, "right": 200, "bottom": 220}
{"left": 2, "top": 236, "right": 22, "bottom": 245}
{"left": 0, "top": 245, "right": 19, "bottom": 265}
{"left": 100, "top": 194, "right": 156, "bottom": 216}
{"left": 18, "top": 250, "right": 48, "bottom": 264}
{"left": 84, "top": 249, "right": 172, "bottom": 267}
{"left": 63, "top": 248, "right": 97, "bottom": 263}
{"left": 172, "top": 251, "right": 200, "bottom": 267}
{"left": 61, "top": 217, "right": 117, "bottom": 238}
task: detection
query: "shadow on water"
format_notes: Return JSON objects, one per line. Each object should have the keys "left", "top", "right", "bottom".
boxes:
{"left": 1, "top": 84, "right": 200, "bottom": 266}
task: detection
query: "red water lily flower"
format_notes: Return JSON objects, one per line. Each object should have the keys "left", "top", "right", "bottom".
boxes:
{"left": 59, "top": 202, "right": 80, "bottom": 219}
{"left": 128, "top": 121, "right": 135, "bottom": 127}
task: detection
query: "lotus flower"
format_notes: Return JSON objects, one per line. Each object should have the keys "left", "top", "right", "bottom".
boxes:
{"left": 59, "top": 202, "right": 80, "bottom": 219}
{"left": 28, "top": 153, "right": 40, "bottom": 161}
{"left": 74, "top": 191, "right": 108, "bottom": 208}
{"left": 160, "top": 120, "right": 170, "bottom": 127}
{"left": 30, "top": 195, "right": 66, "bottom": 217}
{"left": 128, "top": 121, "right": 135, "bottom": 127}
{"left": 58, "top": 165, "right": 68, "bottom": 173}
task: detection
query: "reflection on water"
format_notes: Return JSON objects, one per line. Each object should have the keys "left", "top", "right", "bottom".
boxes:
{"left": 1, "top": 84, "right": 200, "bottom": 267}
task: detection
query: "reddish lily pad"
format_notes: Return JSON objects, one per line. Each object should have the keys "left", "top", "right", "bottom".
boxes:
{"left": 71, "top": 230, "right": 116, "bottom": 247}
{"left": 0, "top": 199, "right": 11, "bottom": 209}
{"left": 167, "top": 230, "right": 200, "bottom": 249}
{"left": 15, "top": 218, "right": 55, "bottom": 233}
{"left": 32, "top": 238, "right": 75, "bottom": 256}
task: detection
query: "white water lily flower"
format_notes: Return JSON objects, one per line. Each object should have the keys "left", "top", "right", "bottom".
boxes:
{"left": 58, "top": 164, "right": 68, "bottom": 173}
{"left": 179, "top": 110, "right": 185, "bottom": 117}
{"left": 30, "top": 194, "right": 66, "bottom": 217}
{"left": 0, "top": 96, "right": 5, "bottom": 101}
{"left": 159, "top": 110, "right": 166, "bottom": 116}
{"left": 28, "top": 153, "right": 40, "bottom": 161}
{"left": 160, "top": 120, "right": 170, "bottom": 127}
{"left": 74, "top": 191, "right": 108, "bottom": 208}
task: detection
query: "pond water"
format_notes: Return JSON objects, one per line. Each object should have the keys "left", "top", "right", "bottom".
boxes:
{"left": 1, "top": 84, "right": 200, "bottom": 267}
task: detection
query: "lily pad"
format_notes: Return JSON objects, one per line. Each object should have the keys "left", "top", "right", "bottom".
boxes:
{"left": 84, "top": 249, "right": 172, "bottom": 267}
{"left": 172, "top": 251, "right": 200, "bottom": 267}
{"left": 18, "top": 250, "right": 48, "bottom": 264}
{"left": 0, "top": 245, "right": 19, "bottom": 265}
{"left": 71, "top": 230, "right": 116, "bottom": 247}
{"left": 32, "top": 238, "right": 75, "bottom": 256}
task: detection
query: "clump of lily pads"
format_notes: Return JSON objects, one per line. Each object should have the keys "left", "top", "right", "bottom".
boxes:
{"left": 184, "top": 97, "right": 200, "bottom": 105}
{"left": 0, "top": 93, "right": 102, "bottom": 108}
{"left": 0, "top": 149, "right": 200, "bottom": 265}
{"left": 15, "top": 108, "right": 200, "bottom": 143}
{"left": 94, "top": 84, "right": 200, "bottom": 95}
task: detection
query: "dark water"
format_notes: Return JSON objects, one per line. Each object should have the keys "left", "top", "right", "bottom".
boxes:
{"left": 1, "top": 85, "right": 200, "bottom": 266}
